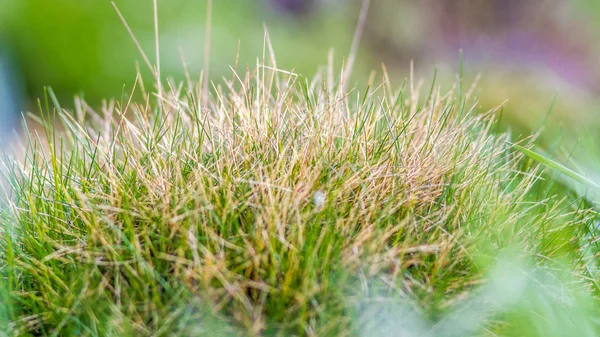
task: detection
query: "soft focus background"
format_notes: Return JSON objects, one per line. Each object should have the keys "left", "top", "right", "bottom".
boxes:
{"left": 1, "top": 0, "right": 600, "bottom": 122}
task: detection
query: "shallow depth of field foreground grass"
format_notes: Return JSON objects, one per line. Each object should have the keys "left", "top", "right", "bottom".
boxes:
{"left": 1, "top": 51, "right": 600, "bottom": 336}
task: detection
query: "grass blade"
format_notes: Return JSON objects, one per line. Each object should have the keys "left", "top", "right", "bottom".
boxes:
{"left": 512, "top": 143, "right": 599, "bottom": 189}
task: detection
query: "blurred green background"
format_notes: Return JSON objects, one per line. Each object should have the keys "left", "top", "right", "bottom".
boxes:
{"left": 0, "top": 1, "right": 598, "bottom": 98}
{"left": 2, "top": 0, "right": 600, "bottom": 139}
{"left": 0, "top": 1, "right": 359, "bottom": 104}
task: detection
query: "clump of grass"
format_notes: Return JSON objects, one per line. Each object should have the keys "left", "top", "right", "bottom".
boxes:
{"left": 0, "top": 50, "right": 598, "bottom": 336}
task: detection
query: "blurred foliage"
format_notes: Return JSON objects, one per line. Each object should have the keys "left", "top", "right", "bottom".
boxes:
{"left": 0, "top": 0, "right": 367, "bottom": 104}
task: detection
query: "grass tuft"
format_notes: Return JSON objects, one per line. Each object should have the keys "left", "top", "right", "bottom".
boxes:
{"left": 0, "top": 54, "right": 598, "bottom": 336}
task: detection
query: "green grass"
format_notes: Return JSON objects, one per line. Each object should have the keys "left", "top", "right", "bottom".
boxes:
{"left": 1, "top": 41, "right": 600, "bottom": 336}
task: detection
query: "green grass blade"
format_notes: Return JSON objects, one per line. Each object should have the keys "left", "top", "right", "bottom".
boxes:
{"left": 512, "top": 143, "right": 599, "bottom": 189}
